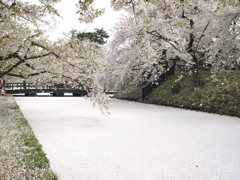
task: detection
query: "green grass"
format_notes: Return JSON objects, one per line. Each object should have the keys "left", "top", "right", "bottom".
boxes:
{"left": 146, "top": 70, "right": 240, "bottom": 117}
{"left": 12, "top": 115, "right": 53, "bottom": 170}
{"left": 116, "top": 70, "right": 240, "bottom": 117}
{"left": 114, "top": 84, "right": 143, "bottom": 101}
{"left": 0, "top": 97, "right": 58, "bottom": 179}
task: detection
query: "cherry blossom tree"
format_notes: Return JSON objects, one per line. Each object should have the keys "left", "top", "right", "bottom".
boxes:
{"left": 146, "top": 0, "right": 240, "bottom": 82}
{"left": 76, "top": 0, "right": 105, "bottom": 23}
{"left": 27, "top": 38, "right": 109, "bottom": 112}
{"left": 106, "top": 0, "right": 240, "bottom": 87}
{"left": 104, "top": 0, "right": 158, "bottom": 90}
{"left": 0, "top": 0, "right": 60, "bottom": 78}
{"left": 0, "top": 0, "right": 110, "bottom": 111}
{"left": 1, "top": 0, "right": 239, "bottom": 106}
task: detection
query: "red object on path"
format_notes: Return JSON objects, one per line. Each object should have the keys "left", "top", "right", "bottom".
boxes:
{"left": 0, "top": 78, "right": 3, "bottom": 90}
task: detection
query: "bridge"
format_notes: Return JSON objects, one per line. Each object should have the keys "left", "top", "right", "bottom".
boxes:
{"left": 4, "top": 82, "right": 88, "bottom": 96}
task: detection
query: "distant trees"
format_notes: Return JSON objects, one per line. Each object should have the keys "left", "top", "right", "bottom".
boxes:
{"left": 70, "top": 28, "right": 109, "bottom": 45}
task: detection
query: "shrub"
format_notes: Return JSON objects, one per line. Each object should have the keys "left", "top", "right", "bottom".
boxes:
{"left": 170, "top": 82, "right": 182, "bottom": 94}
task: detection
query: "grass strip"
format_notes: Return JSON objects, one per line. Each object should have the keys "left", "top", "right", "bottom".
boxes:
{"left": 0, "top": 95, "right": 58, "bottom": 179}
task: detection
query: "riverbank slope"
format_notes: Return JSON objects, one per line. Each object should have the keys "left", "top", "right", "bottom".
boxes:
{"left": 115, "top": 70, "right": 240, "bottom": 117}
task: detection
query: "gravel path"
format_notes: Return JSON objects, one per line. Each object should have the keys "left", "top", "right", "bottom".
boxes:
{"left": 15, "top": 97, "right": 240, "bottom": 180}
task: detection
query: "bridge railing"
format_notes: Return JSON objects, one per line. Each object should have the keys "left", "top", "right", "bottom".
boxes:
{"left": 41, "top": 83, "right": 83, "bottom": 90}
{"left": 4, "top": 83, "right": 84, "bottom": 91}
{"left": 4, "top": 83, "right": 36, "bottom": 90}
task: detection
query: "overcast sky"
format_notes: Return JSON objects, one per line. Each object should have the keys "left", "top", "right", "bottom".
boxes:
{"left": 46, "top": 0, "right": 124, "bottom": 41}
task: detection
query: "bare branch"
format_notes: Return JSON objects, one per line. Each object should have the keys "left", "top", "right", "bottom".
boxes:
{"left": 147, "top": 30, "right": 180, "bottom": 51}
{"left": 31, "top": 42, "right": 61, "bottom": 59}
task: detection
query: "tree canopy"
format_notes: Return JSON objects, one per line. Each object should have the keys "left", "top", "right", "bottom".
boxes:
{"left": 1, "top": 0, "right": 239, "bottom": 108}
{"left": 0, "top": 0, "right": 110, "bottom": 111}
{"left": 103, "top": 0, "right": 240, "bottom": 89}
